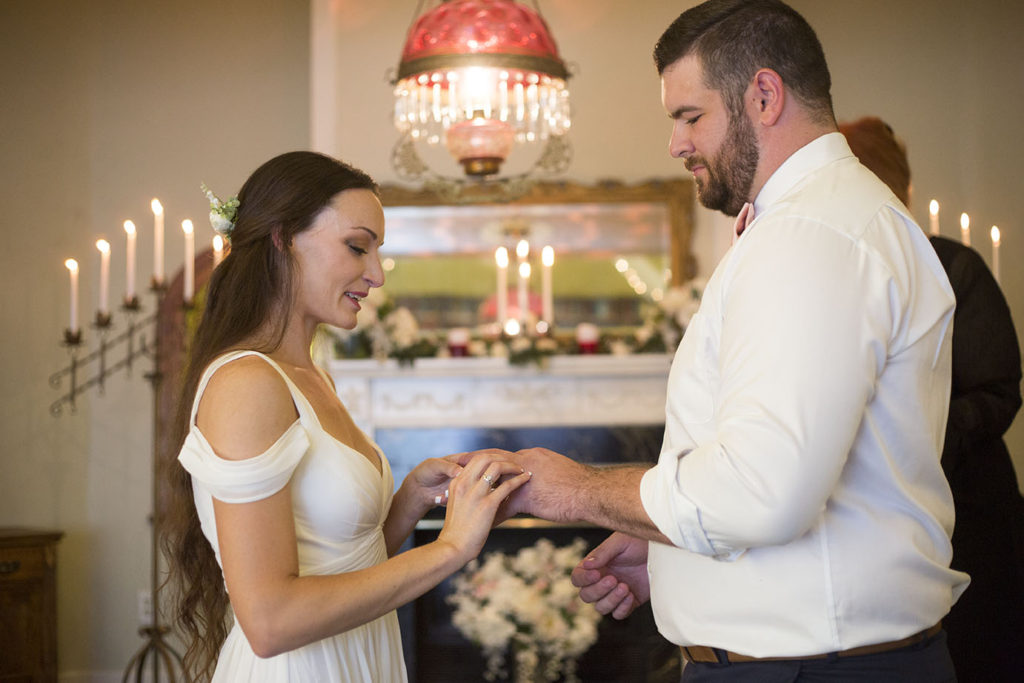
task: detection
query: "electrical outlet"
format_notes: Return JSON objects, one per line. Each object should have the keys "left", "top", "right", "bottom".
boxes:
{"left": 137, "top": 589, "right": 153, "bottom": 626}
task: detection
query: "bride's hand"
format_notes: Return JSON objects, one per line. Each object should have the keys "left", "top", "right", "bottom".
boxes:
{"left": 402, "top": 457, "right": 463, "bottom": 512}
{"left": 437, "top": 453, "right": 531, "bottom": 563}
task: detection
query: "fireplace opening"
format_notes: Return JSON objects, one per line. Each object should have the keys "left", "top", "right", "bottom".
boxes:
{"left": 376, "top": 424, "right": 682, "bottom": 682}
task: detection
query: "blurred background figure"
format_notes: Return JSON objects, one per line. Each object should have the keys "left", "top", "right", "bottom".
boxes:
{"left": 841, "top": 116, "right": 1024, "bottom": 682}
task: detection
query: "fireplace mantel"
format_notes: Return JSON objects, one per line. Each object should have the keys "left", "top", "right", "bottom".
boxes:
{"left": 328, "top": 353, "right": 672, "bottom": 434}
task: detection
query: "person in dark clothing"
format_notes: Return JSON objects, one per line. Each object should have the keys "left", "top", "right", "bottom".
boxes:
{"left": 841, "top": 116, "right": 1024, "bottom": 682}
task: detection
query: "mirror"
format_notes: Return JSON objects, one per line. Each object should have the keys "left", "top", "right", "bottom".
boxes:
{"left": 378, "top": 179, "right": 695, "bottom": 332}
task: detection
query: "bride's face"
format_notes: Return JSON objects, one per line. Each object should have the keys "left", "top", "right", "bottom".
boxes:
{"left": 289, "top": 188, "right": 386, "bottom": 330}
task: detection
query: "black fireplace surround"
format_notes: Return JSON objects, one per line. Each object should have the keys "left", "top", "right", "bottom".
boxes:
{"left": 378, "top": 425, "right": 682, "bottom": 682}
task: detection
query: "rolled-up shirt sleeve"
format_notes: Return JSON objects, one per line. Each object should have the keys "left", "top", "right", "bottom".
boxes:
{"left": 641, "top": 211, "right": 913, "bottom": 558}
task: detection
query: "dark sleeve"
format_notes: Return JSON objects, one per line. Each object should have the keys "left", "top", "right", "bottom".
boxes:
{"left": 938, "top": 241, "right": 1022, "bottom": 467}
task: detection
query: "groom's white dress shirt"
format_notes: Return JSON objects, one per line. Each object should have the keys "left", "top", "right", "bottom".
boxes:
{"left": 640, "top": 133, "right": 969, "bottom": 657}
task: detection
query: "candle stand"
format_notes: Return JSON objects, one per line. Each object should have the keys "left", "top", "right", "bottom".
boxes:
{"left": 49, "top": 284, "right": 183, "bottom": 683}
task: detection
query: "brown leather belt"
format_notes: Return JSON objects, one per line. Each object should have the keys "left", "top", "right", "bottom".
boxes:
{"left": 680, "top": 622, "right": 942, "bottom": 664}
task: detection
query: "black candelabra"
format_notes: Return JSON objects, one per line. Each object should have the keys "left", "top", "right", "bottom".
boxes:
{"left": 50, "top": 283, "right": 184, "bottom": 683}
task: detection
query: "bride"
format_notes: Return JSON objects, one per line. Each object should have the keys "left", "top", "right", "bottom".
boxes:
{"left": 162, "top": 151, "right": 530, "bottom": 682}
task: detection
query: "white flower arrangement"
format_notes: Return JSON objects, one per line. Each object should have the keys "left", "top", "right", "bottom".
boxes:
{"left": 633, "top": 279, "right": 705, "bottom": 353}
{"left": 329, "top": 288, "right": 440, "bottom": 364}
{"left": 447, "top": 537, "right": 602, "bottom": 682}
{"left": 200, "top": 182, "right": 240, "bottom": 238}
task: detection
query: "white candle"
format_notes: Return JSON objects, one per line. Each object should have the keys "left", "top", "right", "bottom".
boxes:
{"left": 212, "top": 234, "right": 225, "bottom": 268}
{"left": 495, "top": 246, "right": 508, "bottom": 326}
{"left": 124, "top": 220, "right": 137, "bottom": 301}
{"left": 516, "top": 239, "right": 529, "bottom": 324}
{"left": 151, "top": 198, "right": 164, "bottom": 284}
{"left": 96, "top": 239, "right": 111, "bottom": 316}
{"left": 929, "top": 200, "right": 939, "bottom": 236}
{"left": 960, "top": 212, "right": 970, "bottom": 246}
{"left": 541, "top": 245, "right": 554, "bottom": 326}
{"left": 182, "top": 219, "right": 195, "bottom": 303}
{"left": 65, "top": 258, "right": 79, "bottom": 332}
{"left": 991, "top": 226, "right": 1000, "bottom": 284}
{"left": 516, "top": 238, "right": 529, "bottom": 261}
{"left": 518, "top": 261, "right": 531, "bottom": 324}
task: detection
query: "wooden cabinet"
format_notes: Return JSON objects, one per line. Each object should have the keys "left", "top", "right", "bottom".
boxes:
{"left": 0, "top": 529, "right": 63, "bottom": 683}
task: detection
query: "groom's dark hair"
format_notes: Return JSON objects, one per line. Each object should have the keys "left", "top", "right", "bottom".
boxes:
{"left": 654, "top": 0, "right": 835, "bottom": 125}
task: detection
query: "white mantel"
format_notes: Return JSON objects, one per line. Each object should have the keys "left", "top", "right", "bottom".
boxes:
{"left": 328, "top": 354, "right": 673, "bottom": 436}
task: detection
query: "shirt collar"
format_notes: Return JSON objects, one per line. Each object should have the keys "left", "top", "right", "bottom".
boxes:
{"left": 753, "top": 132, "right": 855, "bottom": 215}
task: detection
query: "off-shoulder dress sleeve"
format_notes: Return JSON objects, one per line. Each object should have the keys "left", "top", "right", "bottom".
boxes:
{"left": 178, "top": 420, "right": 311, "bottom": 504}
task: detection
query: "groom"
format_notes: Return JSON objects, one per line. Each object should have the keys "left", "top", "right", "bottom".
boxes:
{"left": 476, "top": 1, "right": 966, "bottom": 680}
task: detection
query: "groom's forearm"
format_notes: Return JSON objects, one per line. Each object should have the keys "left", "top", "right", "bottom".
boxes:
{"left": 575, "top": 465, "right": 673, "bottom": 545}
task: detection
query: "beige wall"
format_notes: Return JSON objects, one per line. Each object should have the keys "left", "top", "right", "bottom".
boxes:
{"left": 1, "top": 0, "right": 1021, "bottom": 678}
{"left": 0, "top": 0, "right": 310, "bottom": 678}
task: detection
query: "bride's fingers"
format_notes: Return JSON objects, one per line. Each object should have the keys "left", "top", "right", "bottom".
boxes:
{"left": 478, "top": 460, "right": 531, "bottom": 490}
{"left": 490, "top": 470, "right": 532, "bottom": 500}
{"left": 457, "top": 454, "right": 521, "bottom": 482}
{"left": 448, "top": 458, "right": 529, "bottom": 507}
{"left": 493, "top": 460, "right": 531, "bottom": 478}
{"left": 443, "top": 452, "right": 473, "bottom": 466}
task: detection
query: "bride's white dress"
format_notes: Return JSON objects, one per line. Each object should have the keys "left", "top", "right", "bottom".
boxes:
{"left": 178, "top": 350, "right": 408, "bottom": 682}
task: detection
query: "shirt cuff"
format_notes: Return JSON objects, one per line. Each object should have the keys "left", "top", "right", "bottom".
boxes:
{"left": 641, "top": 454, "right": 718, "bottom": 556}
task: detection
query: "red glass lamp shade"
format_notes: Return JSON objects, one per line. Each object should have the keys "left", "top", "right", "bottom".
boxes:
{"left": 394, "top": 0, "right": 571, "bottom": 177}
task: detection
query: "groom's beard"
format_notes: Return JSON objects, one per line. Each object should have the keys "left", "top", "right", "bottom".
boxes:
{"left": 687, "top": 111, "right": 759, "bottom": 217}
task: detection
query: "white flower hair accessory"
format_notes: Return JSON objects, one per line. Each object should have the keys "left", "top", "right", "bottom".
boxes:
{"left": 201, "top": 183, "right": 239, "bottom": 239}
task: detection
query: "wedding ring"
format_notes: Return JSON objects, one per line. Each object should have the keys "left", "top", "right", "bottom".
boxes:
{"left": 482, "top": 474, "right": 494, "bottom": 485}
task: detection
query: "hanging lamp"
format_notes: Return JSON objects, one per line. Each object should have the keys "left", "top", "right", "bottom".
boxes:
{"left": 392, "top": 0, "right": 572, "bottom": 191}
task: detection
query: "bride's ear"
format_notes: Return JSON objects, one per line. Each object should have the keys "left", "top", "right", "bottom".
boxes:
{"left": 271, "top": 226, "right": 286, "bottom": 252}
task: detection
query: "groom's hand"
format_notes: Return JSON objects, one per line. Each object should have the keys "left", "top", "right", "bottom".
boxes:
{"left": 501, "top": 447, "right": 591, "bottom": 524}
{"left": 571, "top": 531, "right": 650, "bottom": 619}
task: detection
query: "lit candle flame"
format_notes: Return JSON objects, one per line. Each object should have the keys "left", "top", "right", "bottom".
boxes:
{"left": 495, "top": 246, "right": 509, "bottom": 268}
{"left": 96, "top": 239, "right": 110, "bottom": 253}
{"left": 542, "top": 245, "right": 554, "bottom": 267}
{"left": 151, "top": 198, "right": 163, "bottom": 215}
{"left": 960, "top": 212, "right": 971, "bottom": 246}
{"left": 990, "top": 225, "right": 1001, "bottom": 284}
{"left": 124, "top": 220, "right": 136, "bottom": 235}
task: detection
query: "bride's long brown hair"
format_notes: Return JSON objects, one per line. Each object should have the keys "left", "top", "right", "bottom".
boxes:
{"left": 161, "top": 151, "right": 377, "bottom": 681}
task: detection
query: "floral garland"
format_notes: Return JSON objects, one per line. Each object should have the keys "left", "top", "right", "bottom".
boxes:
{"left": 326, "top": 280, "right": 705, "bottom": 367}
{"left": 447, "top": 537, "right": 602, "bottom": 682}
